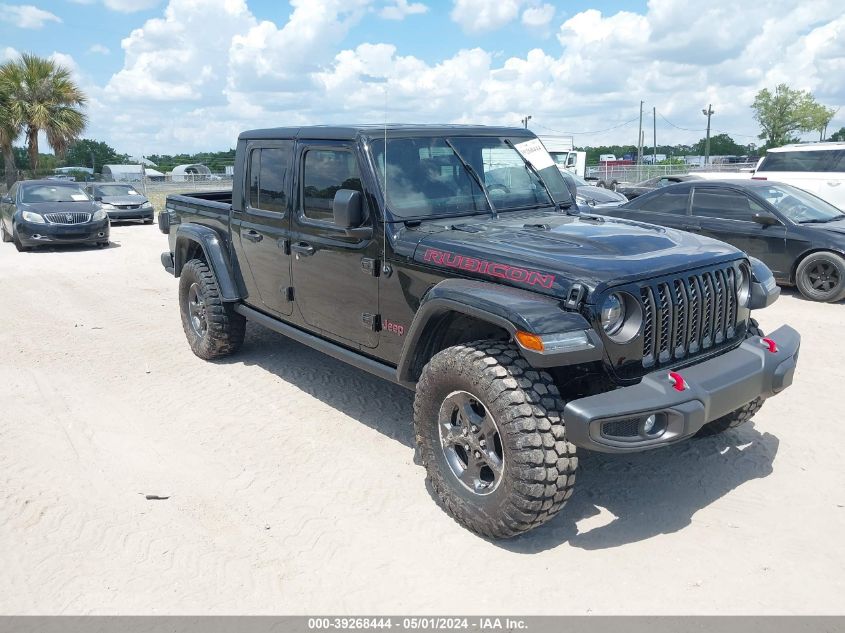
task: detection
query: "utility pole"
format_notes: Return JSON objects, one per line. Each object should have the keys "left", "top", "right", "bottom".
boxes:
{"left": 653, "top": 106, "right": 657, "bottom": 164}
{"left": 521, "top": 115, "right": 532, "bottom": 129}
{"left": 637, "top": 100, "right": 644, "bottom": 166}
{"left": 702, "top": 104, "right": 714, "bottom": 165}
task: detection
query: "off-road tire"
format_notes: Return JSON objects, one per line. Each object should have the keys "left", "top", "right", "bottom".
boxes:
{"left": 414, "top": 340, "right": 577, "bottom": 539}
{"left": 0, "top": 223, "right": 11, "bottom": 243}
{"left": 795, "top": 251, "right": 845, "bottom": 303}
{"left": 179, "top": 258, "right": 246, "bottom": 360}
{"left": 695, "top": 318, "right": 765, "bottom": 437}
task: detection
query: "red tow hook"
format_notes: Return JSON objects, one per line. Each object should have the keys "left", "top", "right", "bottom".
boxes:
{"left": 761, "top": 337, "right": 778, "bottom": 353}
{"left": 667, "top": 371, "right": 687, "bottom": 392}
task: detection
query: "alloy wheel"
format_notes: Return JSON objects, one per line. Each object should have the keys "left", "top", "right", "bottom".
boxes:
{"left": 186, "top": 282, "right": 208, "bottom": 337}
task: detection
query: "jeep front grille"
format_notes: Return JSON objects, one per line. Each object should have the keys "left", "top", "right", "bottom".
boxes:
{"left": 44, "top": 212, "right": 91, "bottom": 225}
{"left": 640, "top": 265, "right": 740, "bottom": 369}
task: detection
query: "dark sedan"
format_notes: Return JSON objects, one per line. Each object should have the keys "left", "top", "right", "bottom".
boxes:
{"left": 559, "top": 170, "right": 628, "bottom": 208}
{"left": 616, "top": 174, "right": 702, "bottom": 200}
{"left": 601, "top": 179, "right": 845, "bottom": 302}
{"left": 85, "top": 182, "right": 154, "bottom": 223}
{"left": 0, "top": 180, "right": 110, "bottom": 252}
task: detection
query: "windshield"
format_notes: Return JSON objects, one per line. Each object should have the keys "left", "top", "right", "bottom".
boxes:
{"left": 561, "top": 171, "right": 589, "bottom": 187}
{"left": 755, "top": 183, "right": 845, "bottom": 223}
{"left": 96, "top": 185, "right": 141, "bottom": 196}
{"left": 369, "top": 136, "right": 571, "bottom": 219}
{"left": 21, "top": 184, "right": 90, "bottom": 203}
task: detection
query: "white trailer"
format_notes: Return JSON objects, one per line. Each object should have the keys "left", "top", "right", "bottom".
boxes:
{"left": 539, "top": 136, "right": 587, "bottom": 178}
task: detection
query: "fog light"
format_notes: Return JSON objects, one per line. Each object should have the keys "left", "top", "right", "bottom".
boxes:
{"left": 643, "top": 414, "right": 657, "bottom": 434}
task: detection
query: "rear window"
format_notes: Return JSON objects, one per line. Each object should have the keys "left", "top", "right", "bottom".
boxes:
{"left": 634, "top": 187, "right": 690, "bottom": 214}
{"left": 757, "top": 149, "right": 845, "bottom": 173}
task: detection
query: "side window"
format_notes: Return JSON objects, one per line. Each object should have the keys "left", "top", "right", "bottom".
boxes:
{"left": 758, "top": 150, "right": 845, "bottom": 173}
{"left": 248, "top": 145, "right": 291, "bottom": 213}
{"left": 302, "top": 149, "right": 363, "bottom": 223}
{"left": 691, "top": 188, "right": 756, "bottom": 221}
{"left": 642, "top": 188, "right": 689, "bottom": 214}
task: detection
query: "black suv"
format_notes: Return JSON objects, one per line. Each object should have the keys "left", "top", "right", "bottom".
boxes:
{"left": 159, "top": 125, "right": 799, "bottom": 538}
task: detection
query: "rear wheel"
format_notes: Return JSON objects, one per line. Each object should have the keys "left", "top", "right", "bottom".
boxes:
{"left": 179, "top": 258, "right": 246, "bottom": 359}
{"left": 696, "top": 319, "right": 765, "bottom": 437}
{"left": 414, "top": 341, "right": 577, "bottom": 539}
{"left": 795, "top": 251, "right": 845, "bottom": 303}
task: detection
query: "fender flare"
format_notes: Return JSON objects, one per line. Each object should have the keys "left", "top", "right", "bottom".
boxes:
{"left": 397, "top": 279, "right": 602, "bottom": 384}
{"left": 173, "top": 223, "right": 243, "bottom": 302}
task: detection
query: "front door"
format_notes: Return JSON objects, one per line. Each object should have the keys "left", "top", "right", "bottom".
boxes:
{"left": 690, "top": 186, "right": 788, "bottom": 276}
{"left": 290, "top": 141, "right": 380, "bottom": 349}
{"left": 234, "top": 141, "right": 295, "bottom": 316}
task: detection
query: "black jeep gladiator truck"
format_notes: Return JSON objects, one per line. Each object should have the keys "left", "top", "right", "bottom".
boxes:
{"left": 159, "top": 125, "right": 799, "bottom": 539}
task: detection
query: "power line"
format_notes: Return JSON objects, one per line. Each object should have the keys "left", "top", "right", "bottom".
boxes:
{"left": 657, "top": 112, "right": 758, "bottom": 139}
{"left": 532, "top": 117, "right": 639, "bottom": 135}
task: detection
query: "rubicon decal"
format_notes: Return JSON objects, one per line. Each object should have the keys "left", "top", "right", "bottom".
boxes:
{"left": 422, "top": 248, "right": 556, "bottom": 289}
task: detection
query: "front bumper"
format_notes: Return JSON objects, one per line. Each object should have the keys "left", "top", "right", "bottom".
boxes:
{"left": 106, "top": 207, "right": 154, "bottom": 221}
{"left": 16, "top": 218, "right": 110, "bottom": 246}
{"left": 564, "top": 325, "right": 800, "bottom": 453}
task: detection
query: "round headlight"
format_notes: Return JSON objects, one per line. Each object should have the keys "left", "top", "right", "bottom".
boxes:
{"left": 601, "top": 293, "right": 626, "bottom": 335}
{"left": 736, "top": 266, "right": 751, "bottom": 307}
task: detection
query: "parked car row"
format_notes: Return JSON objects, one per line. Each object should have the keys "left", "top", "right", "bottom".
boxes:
{"left": 0, "top": 180, "right": 154, "bottom": 252}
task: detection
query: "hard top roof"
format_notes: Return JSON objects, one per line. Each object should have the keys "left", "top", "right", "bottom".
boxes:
{"left": 239, "top": 124, "right": 536, "bottom": 142}
{"left": 18, "top": 179, "right": 86, "bottom": 187}
{"left": 768, "top": 142, "right": 845, "bottom": 152}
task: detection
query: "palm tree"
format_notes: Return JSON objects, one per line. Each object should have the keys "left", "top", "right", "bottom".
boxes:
{"left": 0, "top": 61, "right": 24, "bottom": 187}
{"left": 2, "top": 53, "right": 87, "bottom": 174}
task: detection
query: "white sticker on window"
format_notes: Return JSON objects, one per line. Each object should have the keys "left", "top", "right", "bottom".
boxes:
{"left": 514, "top": 139, "right": 556, "bottom": 171}
{"left": 71, "top": 194, "right": 89, "bottom": 201}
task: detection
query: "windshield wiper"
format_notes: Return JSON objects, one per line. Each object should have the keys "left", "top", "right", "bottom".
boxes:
{"left": 443, "top": 138, "right": 498, "bottom": 220}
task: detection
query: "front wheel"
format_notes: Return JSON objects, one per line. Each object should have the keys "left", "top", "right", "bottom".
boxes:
{"left": 0, "top": 222, "right": 11, "bottom": 243}
{"left": 795, "top": 251, "right": 845, "bottom": 303}
{"left": 179, "top": 258, "right": 246, "bottom": 359}
{"left": 13, "top": 227, "right": 28, "bottom": 252}
{"left": 414, "top": 341, "right": 577, "bottom": 539}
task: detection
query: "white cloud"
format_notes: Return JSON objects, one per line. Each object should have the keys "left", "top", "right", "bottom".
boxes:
{"left": 83, "top": 0, "right": 845, "bottom": 155}
{"left": 88, "top": 44, "right": 111, "bottom": 55}
{"left": 0, "top": 3, "right": 61, "bottom": 28}
{"left": 379, "top": 0, "right": 427, "bottom": 20}
{"left": 67, "top": 0, "right": 159, "bottom": 10}
{"left": 450, "top": 0, "right": 522, "bottom": 34}
{"left": 1, "top": 47, "right": 20, "bottom": 62}
{"left": 521, "top": 3, "right": 553, "bottom": 28}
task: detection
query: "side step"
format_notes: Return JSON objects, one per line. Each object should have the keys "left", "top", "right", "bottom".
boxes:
{"left": 234, "top": 304, "right": 412, "bottom": 390}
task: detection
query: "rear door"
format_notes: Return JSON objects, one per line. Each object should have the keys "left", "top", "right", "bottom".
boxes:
{"left": 289, "top": 140, "right": 380, "bottom": 349}
{"left": 235, "top": 141, "right": 295, "bottom": 316}
{"left": 755, "top": 149, "right": 845, "bottom": 209}
{"left": 689, "top": 185, "right": 789, "bottom": 276}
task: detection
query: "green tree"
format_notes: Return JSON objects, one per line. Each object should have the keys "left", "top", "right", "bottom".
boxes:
{"left": 751, "top": 84, "right": 833, "bottom": 149}
{"left": 0, "top": 63, "right": 24, "bottom": 187}
{"left": 0, "top": 53, "right": 87, "bottom": 172}
{"left": 65, "top": 139, "right": 128, "bottom": 172}
{"left": 693, "top": 133, "right": 745, "bottom": 156}
{"left": 829, "top": 127, "right": 845, "bottom": 142}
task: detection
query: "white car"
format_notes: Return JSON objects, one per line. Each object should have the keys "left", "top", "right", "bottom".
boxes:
{"left": 752, "top": 142, "right": 845, "bottom": 209}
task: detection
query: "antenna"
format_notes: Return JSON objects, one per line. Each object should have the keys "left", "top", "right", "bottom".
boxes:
{"left": 382, "top": 81, "right": 388, "bottom": 274}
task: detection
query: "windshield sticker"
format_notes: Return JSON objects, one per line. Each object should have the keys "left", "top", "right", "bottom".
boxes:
{"left": 514, "top": 139, "right": 555, "bottom": 172}
{"left": 71, "top": 194, "right": 89, "bottom": 201}
{"left": 422, "top": 248, "right": 555, "bottom": 289}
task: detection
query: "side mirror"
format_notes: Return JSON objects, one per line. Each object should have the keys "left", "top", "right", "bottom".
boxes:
{"left": 752, "top": 212, "right": 779, "bottom": 226}
{"left": 333, "top": 189, "right": 363, "bottom": 228}
{"left": 94, "top": 196, "right": 103, "bottom": 202}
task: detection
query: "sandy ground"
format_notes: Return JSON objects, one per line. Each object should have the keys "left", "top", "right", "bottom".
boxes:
{"left": 0, "top": 222, "right": 843, "bottom": 615}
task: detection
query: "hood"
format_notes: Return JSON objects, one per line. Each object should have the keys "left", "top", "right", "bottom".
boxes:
{"left": 402, "top": 210, "right": 743, "bottom": 301}
{"left": 100, "top": 195, "right": 149, "bottom": 205}
{"left": 21, "top": 201, "right": 99, "bottom": 214}
{"left": 577, "top": 185, "right": 626, "bottom": 203}
{"left": 800, "top": 216, "right": 845, "bottom": 237}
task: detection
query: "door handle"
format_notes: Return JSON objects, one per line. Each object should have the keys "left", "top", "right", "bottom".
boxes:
{"left": 291, "top": 242, "right": 315, "bottom": 256}
{"left": 243, "top": 229, "right": 263, "bottom": 243}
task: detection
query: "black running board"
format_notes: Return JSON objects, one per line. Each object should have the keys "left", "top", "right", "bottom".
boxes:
{"left": 234, "top": 304, "right": 412, "bottom": 390}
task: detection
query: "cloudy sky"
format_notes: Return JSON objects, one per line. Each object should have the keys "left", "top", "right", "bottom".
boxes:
{"left": 2, "top": 0, "right": 844, "bottom": 156}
